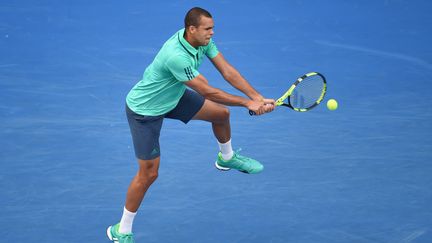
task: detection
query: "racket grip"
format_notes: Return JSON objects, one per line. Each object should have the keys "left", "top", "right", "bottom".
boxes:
{"left": 249, "top": 110, "right": 256, "bottom": 116}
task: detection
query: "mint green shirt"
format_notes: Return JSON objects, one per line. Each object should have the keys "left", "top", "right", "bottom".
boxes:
{"left": 126, "top": 28, "right": 219, "bottom": 116}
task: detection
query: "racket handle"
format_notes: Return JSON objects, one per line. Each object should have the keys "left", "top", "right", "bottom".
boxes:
{"left": 249, "top": 110, "right": 256, "bottom": 116}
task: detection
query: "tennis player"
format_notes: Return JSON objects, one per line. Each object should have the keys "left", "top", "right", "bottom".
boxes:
{"left": 107, "top": 7, "right": 275, "bottom": 242}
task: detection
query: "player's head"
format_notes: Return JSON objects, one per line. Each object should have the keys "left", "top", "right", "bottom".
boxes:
{"left": 184, "top": 7, "right": 214, "bottom": 46}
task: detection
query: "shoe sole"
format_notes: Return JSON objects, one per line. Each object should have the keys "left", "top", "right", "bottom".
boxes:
{"left": 107, "top": 226, "right": 119, "bottom": 243}
{"left": 214, "top": 161, "right": 231, "bottom": 171}
{"left": 215, "top": 161, "right": 252, "bottom": 173}
{"left": 215, "top": 161, "right": 264, "bottom": 174}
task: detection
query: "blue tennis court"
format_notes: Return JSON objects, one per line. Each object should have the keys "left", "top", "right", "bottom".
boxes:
{"left": 1, "top": 1, "right": 431, "bottom": 242}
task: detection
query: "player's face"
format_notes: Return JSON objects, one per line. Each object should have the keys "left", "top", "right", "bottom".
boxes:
{"left": 193, "top": 16, "right": 214, "bottom": 46}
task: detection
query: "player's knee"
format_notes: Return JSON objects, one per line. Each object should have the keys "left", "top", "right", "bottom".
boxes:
{"left": 137, "top": 169, "right": 158, "bottom": 184}
{"left": 218, "top": 106, "right": 230, "bottom": 122}
{"left": 211, "top": 106, "right": 229, "bottom": 124}
{"left": 137, "top": 159, "right": 159, "bottom": 182}
{"left": 148, "top": 169, "right": 158, "bottom": 182}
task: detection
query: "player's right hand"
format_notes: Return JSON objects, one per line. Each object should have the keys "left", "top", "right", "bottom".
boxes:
{"left": 262, "top": 98, "right": 275, "bottom": 113}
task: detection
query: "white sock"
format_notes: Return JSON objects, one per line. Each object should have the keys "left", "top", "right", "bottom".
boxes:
{"left": 218, "top": 139, "right": 234, "bottom": 161}
{"left": 119, "top": 207, "right": 137, "bottom": 234}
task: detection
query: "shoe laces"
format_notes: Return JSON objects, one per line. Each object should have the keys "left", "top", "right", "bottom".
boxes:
{"left": 231, "top": 148, "right": 245, "bottom": 161}
{"left": 233, "top": 148, "right": 242, "bottom": 156}
{"left": 234, "top": 148, "right": 250, "bottom": 160}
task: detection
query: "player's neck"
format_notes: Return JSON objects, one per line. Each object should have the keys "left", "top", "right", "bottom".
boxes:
{"left": 183, "top": 32, "right": 199, "bottom": 49}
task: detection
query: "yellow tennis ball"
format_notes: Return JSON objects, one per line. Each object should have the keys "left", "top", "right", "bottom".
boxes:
{"left": 327, "top": 99, "right": 338, "bottom": 110}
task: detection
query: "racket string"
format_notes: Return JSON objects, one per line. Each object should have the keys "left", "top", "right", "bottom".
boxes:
{"left": 289, "top": 75, "right": 325, "bottom": 109}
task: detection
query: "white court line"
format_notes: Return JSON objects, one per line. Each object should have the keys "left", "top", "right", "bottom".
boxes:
{"left": 0, "top": 64, "right": 18, "bottom": 68}
{"left": 315, "top": 40, "right": 432, "bottom": 70}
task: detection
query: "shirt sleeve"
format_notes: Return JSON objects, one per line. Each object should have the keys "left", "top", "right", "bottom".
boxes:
{"left": 205, "top": 39, "right": 219, "bottom": 59}
{"left": 165, "top": 55, "right": 200, "bottom": 82}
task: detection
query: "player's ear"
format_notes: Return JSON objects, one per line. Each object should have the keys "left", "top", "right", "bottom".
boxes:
{"left": 189, "top": 25, "right": 198, "bottom": 34}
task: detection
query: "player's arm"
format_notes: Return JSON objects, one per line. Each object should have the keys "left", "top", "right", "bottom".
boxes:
{"left": 185, "top": 74, "right": 266, "bottom": 115}
{"left": 210, "top": 53, "right": 272, "bottom": 105}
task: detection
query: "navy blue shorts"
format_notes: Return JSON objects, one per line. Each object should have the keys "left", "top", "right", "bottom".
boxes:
{"left": 126, "top": 89, "right": 205, "bottom": 160}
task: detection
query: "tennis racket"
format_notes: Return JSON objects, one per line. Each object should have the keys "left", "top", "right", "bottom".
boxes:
{"left": 249, "top": 72, "right": 327, "bottom": 115}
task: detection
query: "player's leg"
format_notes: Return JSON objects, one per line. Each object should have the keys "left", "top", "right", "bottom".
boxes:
{"left": 110, "top": 156, "right": 159, "bottom": 240}
{"left": 107, "top": 105, "right": 163, "bottom": 242}
{"left": 165, "top": 90, "right": 233, "bottom": 159}
{"left": 192, "top": 99, "right": 264, "bottom": 174}
{"left": 108, "top": 157, "right": 159, "bottom": 242}
{"left": 192, "top": 99, "right": 231, "bottom": 143}
{"left": 166, "top": 89, "right": 263, "bottom": 174}
{"left": 124, "top": 157, "right": 160, "bottom": 212}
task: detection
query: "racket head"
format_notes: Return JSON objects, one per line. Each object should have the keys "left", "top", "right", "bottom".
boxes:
{"left": 276, "top": 72, "right": 327, "bottom": 112}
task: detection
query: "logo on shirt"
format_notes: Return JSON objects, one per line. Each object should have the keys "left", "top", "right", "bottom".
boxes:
{"left": 184, "top": 66, "right": 195, "bottom": 80}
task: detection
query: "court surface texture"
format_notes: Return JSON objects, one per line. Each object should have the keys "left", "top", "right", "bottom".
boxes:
{"left": 1, "top": 1, "right": 431, "bottom": 242}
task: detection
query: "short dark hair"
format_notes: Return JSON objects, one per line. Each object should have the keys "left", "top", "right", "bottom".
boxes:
{"left": 184, "top": 7, "right": 212, "bottom": 29}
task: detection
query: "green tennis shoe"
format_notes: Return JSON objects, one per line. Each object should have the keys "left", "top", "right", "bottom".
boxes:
{"left": 107, "top": 223, "right": 135, "bottom": 243}
{"left": 215, "top": 149, "right": 264, "bottom": 174}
